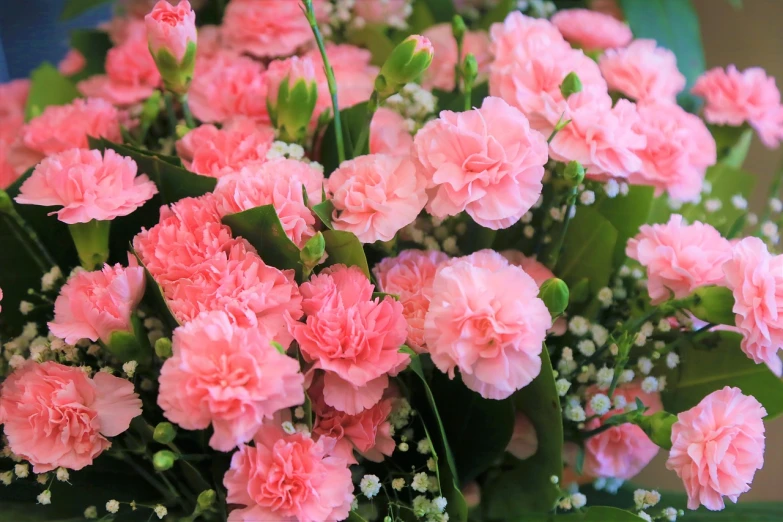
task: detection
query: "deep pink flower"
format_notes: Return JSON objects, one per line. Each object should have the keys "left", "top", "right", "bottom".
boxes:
{"left": 145, "top": 0, "right": 197, "bottom": 63}
{"left": 422, "top": 23, "right": 492, "bottom": 92}
{"left": 551, "top": 8, "right": 632, "bottom": 51}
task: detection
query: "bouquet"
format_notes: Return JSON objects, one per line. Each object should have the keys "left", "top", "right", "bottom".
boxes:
{"left": 1, "top": 0, "right": 782, "bottom": 520}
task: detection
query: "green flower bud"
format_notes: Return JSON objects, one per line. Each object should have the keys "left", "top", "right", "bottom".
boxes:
{"left": 377, "top": 35, "right": 434, "bottom": 98}
{"left": 68, "top": 220, "right": 110, "bottom": 270}
{"left": 155, "top": 337, "right": 173, "bottom": 359}
{"left": 150, "top": 41, "right": 197, "bottom": 96}
{"left": 269, "top": 61, "right": 320, "bottom": 144}
{"left": 570, "top": 278, "right": 591, "bottom": 303}
{"left": 152, "top": 450, "right": 178, "bottom": 471}
{"left": 564, "top": 160, "right": 585, "bottom": 186}
{"left": 538, "top": 278, "right": 570, "bottom": 317}
{"left": 300, "top": 231, "right": 326, "bottom": 269}
{"left": 689, "top": 286, "right": 736, "bottom": 326}
{"left": 452, "top": 15, "right": 467, "bottom": 45}
{"left": 463, "top": 54, "right": 479, "bottom": 85}
{"left": 197, "top": 489, "right": 217, "bottom": 511}
{"left": 635, "top": 411, "right": 676, "bottom": 450}
{"left": 560, "top": 71, "right": 583, "bottom": 99}
{"left": 153, "top": 422, "right": 177, "bottom": 444}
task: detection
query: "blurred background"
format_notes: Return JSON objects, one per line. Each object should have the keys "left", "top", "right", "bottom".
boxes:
{"left": 0, "top": 0, "right": 781, "bottom": 502}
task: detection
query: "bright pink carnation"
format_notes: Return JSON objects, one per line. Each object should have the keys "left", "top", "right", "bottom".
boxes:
{"left": 370, "top": 108, "right": 413, "bottom": 156}
{"left": 424, "top": 250, "right": 552, "bottom": 399}
{"left": 224, "top": 423, "right": 354, "bottom": 522}
{"left": 422, "top": 23, "right": 492, "bottom": 92}
{"left": 0, "top": 361, "right": 141, "bottom": 472}
{"left": 630, "top": 102, "right": 716, "bottom": 202}
{"left": 551, "top": 8, "right": 632, "bottom": 51}
{"left": 15, "top": 148, "right": 158, "bottom": 224}
{"left": 48, "top": 264, "right": 145, "bottom": 345}
{"left": 626, "top": 215, "right": 732, "bottom": 304}
{"left": 328, "top": 154, "right": 427, "bottom": 243}
{"left": 723, "top": 237, "right": 783, "bottom": 376}
{"left": 158, "top": 311, "right": 304, "bottom": 451}
{"left": 667, "top": 387, "right": 766, "bottom": 511}
{"left": 413, "top": 96, "right": 548, "bottom": 229}
{"left": 507, "top": 411, "right": 538, "bottom": 460}
{"left": 306, "top": 44, "right": 378, "bottom": 111}
{"left": 599, "top": 39, "right": 687, "bottom": 105}
{"left": 58, "top": 49, "right": 86, "bottom": 76}
{"left": 145, "top": 0, "right": 197, "bottom": 63}
{"left": 292, "top": 265, "right": 409, "bottom": 414}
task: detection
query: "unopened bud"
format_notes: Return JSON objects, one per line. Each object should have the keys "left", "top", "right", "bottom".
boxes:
{"left": 564, "top": 160, "right": 585, "bottom": 186}
{"left": 377, "top": 35, "right": 434, "bottom": 99}
{"left": 197, "top": 489, "right": 216, "bottom": 511}
{"left": 451, "top": 15, "right": 467, "bottom": 45}
{"left": 152, "top": 450, "right": 178, "bottom": 471}
{"left": 155, "top": 337, "right": 173, "bottom": 359}
{"left": 539, "top": 278, "right": 570, "bottom": 317}
{"left": 560, "top": 71, "right": 583, "bottom": 99}
{"left": 146, "top": 0, "right": 198, "bottom": 95}
{"left": 689, "top": 286, "right": 735, "bottom": 326}
{"left": 153, "top": 422, "right": 177, "bottom": 444}
{"left": 300, "top": 231, "right": 326, "bottom": 269}
{"left": 268, "top": 57, "right": 319, "bottom": 144}
{"left": 463, "top": 54, "right": 478, "bottom": 85}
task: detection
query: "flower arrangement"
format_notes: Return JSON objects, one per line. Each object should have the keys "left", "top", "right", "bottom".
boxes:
{"left": 0, "top": 0, "right": 782, "bottom": 521}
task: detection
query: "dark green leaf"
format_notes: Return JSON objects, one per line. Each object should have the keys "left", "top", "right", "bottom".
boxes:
{"left": 348, "top": 512, "right": 369, "bottom": 522}
{"left": 60, "top": 0, "right": 112, "bottom": 19}
{"left": 322, "top": 230, "right": 371, "bottom": 278}
{"left": 312, "top": 199, "right": 335, "bottom": 229}
{"left": 555, "top": 207, "right": 618, "bottom": 296}
{"left": 457, "top": 215, "right": 496, "bottom": 254}
{"left": 594, "top": 186, "right": 654, "bottom": 267}
{"left": 24, "top": 63, "right": 80, "bottom": 120}
{"left": 69, "top": 29, "right": 112, "bottom": 81}
{"left": 422, "top": 0, "right": 456, "bottom": 22}
{"left": 478, "top": 0, "right": 515, "bottom": 30}
{"left": 710, "top": 124, "right": 752, "bottom": 168}
{"left": 434, "top": 82, "right": 489, "bottom": 113}
{"left": 320, "top": 102, "right": 370, "bottom": 174}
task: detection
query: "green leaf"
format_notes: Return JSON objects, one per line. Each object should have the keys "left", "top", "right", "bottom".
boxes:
{"left": 663, "top": 330, "right": 783, "bottom": 419}
{"left": 322, "top": 230, "right": 371, "bottom": 278}
{"left": 422, "top": 0, "right": 456, "bottom": 22}
{"left": 594, "top": 185, "right": 655, "bottom": 267}
{"left": 348, "top": 512, "right": 369, "bottom": 522}
{"left": 69, "top": 29, "right": 112, "bottom": 81}
{"left": 320, "top": 102, "right": 370, "bottom": 174}
{"left": 434, "top": 82, "right": 490, "bottom": 113}
{"left": 619, "top": 0, "right": 705, "bottom": 112}
{"left": 478, "top": 0, "right": 515, "bottom": 30}
{"left": 221, "top": 205, "right": 303, "bottom": 277}
{"left": 60, "top": 0, "right": 112, "bottom": 19}
{"left": 312, "top": 199, "right": 335, "bottom": 229}
{"left": 24, "top": 63, "right": 80, "bottom": 121}
{"left": 710, "top": 124, "right": 753, "bottom": 168}
{"left": 555, "top": 207, "right": 618, "bottom": 296}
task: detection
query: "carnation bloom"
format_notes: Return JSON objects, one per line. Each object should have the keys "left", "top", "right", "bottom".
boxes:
{"left": 626, "top": 215, "right": 732, "bottom": 304}
{"left": 353, "top": 0, "right": 411, "bottom": 27}
{"left": 507, "top": 411, "right": 538, "bottom": 460}
{"left": 583, "top": 382, "right": 662, "bottom": 480}
{"left": 424, "top": 250, "right": 552, "bottom": 399}
{"left": 292, "top": 265, "right": 409, "bottom": 414}
{"left": 692, "top": 65, "right": 783, "bottom": 148}
{"left": 145, "top": 0, "right": 197, "bottom": 63}
{"left": 630, "top": 102, "right": 717, "bottom": 202}
{"left": 265, "top": 56, "right": 327, "bottom": 123}
{"left": 413, "top": 96, "right": 548, "bottom": 229}
{"left": 224, "top": 423, "right": 354, "bottom": 522}
{"left": 723, "top": 237, "right": 783, "bottom": 376}
{"left": 666, "top": 387, "right": 766, "bottom": 511}
{"left": 0, "top": 361, "right": 141, "bottom": 472}
{"left": 48, "top": 264, "right": 145, "bottom": 345}
{"left": 0, "top": 79, "right": 29, "bottom": 121}
{"left": 15, "top": 148, "right": 158, "bottom": 224}
{"left": 370, "top": 108, "right": 413, "bottom": 156}
{"left": 500, "top": 250, "right": 554, "bottom": 286}
{"left": 489, "top": 12, "right": 571, "bottom": 72}
{"left": 306, "top": 44, "right": 378, "bottom": 111}
{"left": 421, "top": 23, "right": 492, "bottom": 92}
{"left": 599, "top": 39, "right": 687, "bottom": 104}
{"left": 158, "top": 311, "right": 304, "bottom": 451}
{"left": 550, "top": 8, "right": 632, "bottom": 51}
{"left": 176, "top": 118, "right": 276, "bottom": 177}
{"left": 373, "top": 249, "right": 450, "bottom": 351}
{"left": 58, "top": 49, "right": 86, "bottom": 76}
{"left": 328, "top": 154, "right": 427, "bottom": 243}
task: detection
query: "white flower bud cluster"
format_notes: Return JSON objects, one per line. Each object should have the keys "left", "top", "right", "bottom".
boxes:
{"left": 385, "top": 83, "right": 438, "bottom": 133}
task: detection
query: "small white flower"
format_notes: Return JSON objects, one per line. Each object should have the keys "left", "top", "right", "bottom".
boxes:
{"left": 14, "top": 463, "right": 29, "bottom": 478}
{"left": 704, "top": 198, "right": 722, "bottom": 212}
{"left": 641, "top": 376, "right": 659, "bottom": 393}
{"left": 593, "top": 477, "right": 607, "bottom": 490}
{"left": 589, "top": 393, "right": 611, "bottom": 416}
{"left": 619, "top": 265, "right": 631, "bottom": 277}
{"left": 523, "top": 225, "right": 535, "bottom": 238}
{"left": 640, "top": 321, "right": 654, "bottom": 337}
{"left": 638, "top": 511, "right": 653, "bottom": 522}
{"left": 0, "top": 471, "right": 12, "bottom": 486}
{"left": 106, "top": 500, "right": 120, "bottom": 514}
{"left": 762, "top": 221, "right": 779, "bottom": 239}
{"left": 634, "top": 333, "right": 647, "bottom": 347}
{"left": 637, "top": 357, "right": 653, "bottom": 375}
{"left": 521, "top": 212, "right": 533, "bottom": 223}
{"left": 619, "top": 182, "right": 630, "bottom": 196}
{"left": 558, "top": 496, "right": 573, "bottom": 510}
{"left": 555, "top": 378, "right": 571, "bottom": 396}
{"left": 398, "top": 442, "right": 409, "bottom": 452}
{"left": 99, "top": 366, "right": 114, "bottom": 374}
{"left": 87, "top": 344, "right": 101, "bottom": 356}
{"left": 19, "top": 301, "right": 34, "bottom": 315}
{"left": 591, "top": 325, "right": 608, "bottom": 347}
{"left": 37, "top": 490, "right": 52, "bottom": 505}
{"left": 605, "top": 478, "right": 624, "bottom": 494}
{"left": 568, "top": 316, "right": 590, "bottom": 336}
{"left": 432, "top": 496, "right": 448, "bottom": 513}
{"left": 604, "top": 179, "right": 619, "bottom": 198}
{"left": 550, "top": 475, "right": 560, "bottom": 484}
{"left": 577, "top": 340, "right": 596, "bottom": 357}
{"left": 41, "top": 266, "right": 62, "bottom": 292}
{"left": 36, "top": 473, "right": 49, "bottom": 485}
{"left": 122, "top": 360, "right": 138, "bottom": 378}
{"left": 564, "top": 403, "right": 586, "bottom": 422}
{"left": 579, "top": 190, "right": 595, "bottom": 205}
{"left": 731, "top": 194, "right": 748, "bottom": 209}
{"left": 570, "top": 492, "right": 587, "bottom": 509}
{"left": 84, "top": 506, "right": 98, "bottom": 519}
{"left": 770, "top": 198, "right": 783, "bottom": 213}
{"left": 392, "top": 478, "right": 406, "bottom": 491}
{"left": 427, "top": 457, "right": 437, "bottom": 471}
{"left": 413, "top": 496, "right": 431, "bottom": 516}
{"left": 596, "top": 367, "right": 614, "bottom": 389}
{"left": 666, "top": 352, "right": 680, "bottom": 369}
{"left": 417, "top": 438, "right": 432, "bottom": 455}
{"left": 360, "top": 474, "right": 382, "bottom": 499}
{"left": 662, "top": 506, "right": 678, "bottom": 521}
{"left": 411, "top": 472, "right": 430, "bottom": 493}
{"left": 281, "top": 421, "right": 296, "bottom": 435}
{"left": 619, "top": 369, "right": 635, "bottom": 383}
{"left": 442, "top": 237, "right": 459, "bottom": 255}
{"left": 657, "top": 318, "right": 672, "bottom": 333}
{"left": 658, "top": 375, "right": 668, "bottom": 391}
{"left": 294, "top": 406, "right": 305, "bottom": 419}
{"left": 613, "top": 395, "right": 627, "bottom": 410}
{"left": 644, "top": 490, "right": 661, "bottom": 508}
{"left": 597, "top": 287, "right": 613, "bottom": 307}
{"left": 631, "top": 268, "right": 644, "bottom": 280}
{"left": 154, "top": 504, "right": 168, "bottom": 519}
{"left": 549, "top": 207, "right": 563, "bottom": 221}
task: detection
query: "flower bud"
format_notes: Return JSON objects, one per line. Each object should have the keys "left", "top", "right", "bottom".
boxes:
{"left": 538, "top": 278, "right": 570, "bottom": 317}
{"left": 563, "top": 160, "right": 585, "bottom": 186}
{"left": 145, "top": 0, "right": 198, "bottom": 95}
{"left": 451, "top": 15, "right": 467, "bottom": 45}
{"left": 377, "top": 35, "right": 434, "bottom": 99}
{"left": 463, "top": 54, "right": 479, "bottom": 86}
{"left": 153, "top": 422, "right": 177, "bottom": 444}
{"left": 152, "top": 450, "right": 178, "bottom": 471}
{"left": 300, "top": 231, "right": 326, "bottom": 270}
{"left": 560, "top": 71, "right": 583, "bottom": 99}
{"left": 634, "top": 411, "right": 676, "bottom": 450}
{"left": 68, "top": 220, "right": 111, "bottom": 270}
{"left": 155, "top": 337, "right": 173, "bottom": 359}
{"left": 688, "top": 286, "right": 736, "bottom": 326}
{"left": 267, "top": 57, "right": 319, "bottom": 144}
{"left": 197, "top": 489, "right": 216, "bottom": 511}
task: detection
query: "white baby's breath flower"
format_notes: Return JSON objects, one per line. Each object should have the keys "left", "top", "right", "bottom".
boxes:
{"left": 154, "top": 505, "right": 168, "bottom": 519}
{"left": 589, "top": 393, "right": 611, "bottom": 416}
{"left": 579, "top": 190, "right": 595, "bottom": 205}
{"left": 666, "top": 352, "right": 680, "bottom": 369}
{"left": 122, "top": 361, "right": 138, "bottom": 378}
{"left": 14, "top": 463, "right": 29, "bottom": 478}
{"left": 37, "top": 490, "right": 51, "bottom": 505}
{"left": 641, "top": 376, "right": 659, "bottom": 394}
{"left": 106, "top": 500, "right": 120, "bottom": 514}
{"left": 392, "top": 478, "right": 406, "bottom": 491}
{"left": 411, "top": 472, "right": 430, "bottom": 493}
{"left": 360, "top": 474, "right": 381, "bottom": 499}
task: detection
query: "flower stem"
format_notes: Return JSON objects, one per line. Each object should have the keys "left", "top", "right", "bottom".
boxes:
{"left": 163, "top": 91, "right": 179, "bottom": 136}
{"left": 179, "top": 94, "right": 196, "bottom": 129}
{"left": 0, "top": 191, "right": 57, "bottom": 272}
{"left": 545, "top": 187, "right": 578, "bottom": 270}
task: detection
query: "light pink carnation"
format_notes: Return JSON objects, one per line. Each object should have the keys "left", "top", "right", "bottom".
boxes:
{"left": 15, "top": 148, "right": 158, "bottom": 224}
{"left": 306, "top": 44, "right": 378, "bottom": 111}
{"left": 292, "top": 265, "right": 409, "bottom": 414}
{"left": 158, "top": 311, "right": 304, "bottom": 451}
{"left": 551, "top": 8, "right": 632, "bottom": 51}
{"left": 630, "top": 103, "right": 717, "bottom": 202}
{"left": 506, "top": 411, "right": 538, "bottom": 460}
{"left": 0, "top": 146, "right": 20, "bottom": 189}
{"left": 500, "top": 250, "right": 554, "bottom": 286}
{"left": 723, "top": 237, "right": 783, "bottom": 376}
{"left": 224, "top": 423, "right": 354, "bottom": 522}
{"left": 176, "top": 118, "right": 276, "bottom": 177}
{"left": 370, "top": 108, "right": 413, "bottom": 156}
{"left": 413, "top": 96, "right": 548, "bottom": 229}
{"left": 422, "top": 23, "right": 492, "bottom": 92}
{"left": 48, "top": 264, "right": 145, "bottom": 345}
{"left": 58, "top": 49, "right": 86, "bottom": 76}
{"left": 0, "top": 361, "right": 141, "bottom": 472}
{"left": 489, "top": 12, "right": 571, "bottom": 71}
{"left": 424, "top": 250, "right": 552, "bottom": 399}
{"left": 0, "top": 79, "right": 29, "bottom": 121}
{"left": 667, "top": 387, "right": 766, "bottom": 511}
{"left": 145, "top": 0, "right": 197, "bottom": 63}
{"left": 328, "top": 154, "right": 427, "bottom": 243}
{"left": 626, "top": 215, "right": 732, "bottom": 304}
{"left": 353, "top": 0, "right": 410, "bottom": 25}
{"left": 599, "top": 39, "right": 686, "bottom": 104}
{"left": 373, "top": 249, "right": 450, "bottom": 351}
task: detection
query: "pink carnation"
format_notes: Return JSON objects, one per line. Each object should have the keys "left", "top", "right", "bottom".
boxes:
{"left": 0, "top": 146, "right": 21, "bottom": 189}
{"left": 0, "top": 361, "right": 141, "bottom": 472}
{"left": 145, "top": 0, "right": 197, "bottom": 63}
{"left": 328, "top": 153, "right": 427, "bottom": 243}
{"left": 373, "top": 249, "right": 450, "bottom": 351}
{"left": 507, "top": 411, "right": 538, "bottom": 460}
{"left": 626, "top": 215, "right": 732, "bottom": 304}
{"left": 599, "top": 39, "right": 687, "bottom": 104}
{"left": 306, "top": 44, "right": 378, "bottom": 111}
{"left": 500, "top": 250, "right": 554, "bottom": 287}
{"left": 667, "top": 387, "right": 766, "bottom": 511}
{"left": 353, "top": 0, "right": 410, "bottom": 26}
{"left": 48, "top": 264, "right": 145, "bottom": 345}
{"left": 370, "top": 108, "right": 413, "bottom": 156}
{"left": 551, "top": 8, "right": 632, "bottom": 51}
{"left": 176, "top": 118, "right": 276, "bottom": 177}
{"left": 693, "top": 65, "right": 783, "bottom": 148}
{"left": 422, "top": 23, "right": 492, "bottom": 92}
{"left": 224, "top": 423, "right": 354, "bottom": 522}
{"left": 424, "top": 250, "right": 552, "bottom": 399}
{"left": 292, "top": 265, "right": 409, "bottom": 414}
{"left": 413, "top": 96, "right": 548, "bottom": 229}
{"left": 723, "top": 237, "right": 783, "bottom": 376}
{"left": 58, "top": 49, "right": 87, "bottom": 76}
{"left": 489, "top": 12, "right": 571, "bottom": 72}
{"left": 158, "top": 311, "right": 304, "bottom": 451}
{"left": 583, "top": 382, "right": 662, "bottom": 479}
{"left": 265, "top": 56, "right": 330, "bottom": 126}
{"left": 630, "top": 102, "right": 717, "bottom": 202}
{"left": 15, "top": 148, "right": 158, "bottom": 224}
{"left": 0, "top": 79, "right": 29, "bottom": 119}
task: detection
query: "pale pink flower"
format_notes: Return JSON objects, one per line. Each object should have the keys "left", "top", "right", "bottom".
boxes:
{"left": 0, "top": 113, "right": 24, "bottom": 147}
{"left": 370, "top": 108, "right": 413, "bottom": 156}
{"left": 599, "top": 39, "right": 686, "bottom": 105}
{"left": 626, "top": 215, "right": 732, "bottom": 304}
{"left": 0, "top": 361, "right": 141, "bottom": 472}
{"left": 507, "top": 411, "right": 538, "bottom": 460}
{"left": 630, "top": 102, "right": 717, "bottom": 202}
{"left": 353, "top": 0, "right": 410, "bottom": 26}
{"left": 422, "top": 23, "right": 492, "bottom": 92}
{"left": 15, "top": 148, "right": 158, "bottom": 224}
{"left": 195, "top": 24, "right": 225, "bottom": 60}
{"left": 145, "top": 0, "right": 197, "bottom": 62}
{"left": 414, "top": 96, "right": 548, "bottom": 229}
{"left": 551, "top": 8, "right": 632, "bottom": 51}
{"left": 424, "top": 250, "right": 552, "bottom": 399}
{"left": 500, "top": 250, "right": 554, "bottom": 286}
{"left": 176, "top": 118, "right": 276, "bottom": 177}
{"left": 306, "top": 44, "right": 379, "bottom": 111}
{"left": 328, "top": 154, "right": 427, "bottom": 243}
{"left": 373, "top": 249, "right": 450, "bottom": 351}
{"left": 224, "top": 423, "right": 354, "bottom": 522}
{"left": 583, "top": 382, "right": 662, "bottom": 479}
{"left": 158, "top": 311, "right": 304, "bottom": 451}
{"left": 58, "top": 49, "right": 86, "bottom": 76}
{"left": 723, "top": 237, "right": 783, "bottom": 376}
{"left": 490, "top": 12, "right": 570, "bottom": 71}
{"left": 0, "top": 146, "right": 21, "bottom": 189}
{"left": 667, "top": 387, "right": 766, "bottom": 511}
{"left": 48, "top": 264, "right": 145, "bottom": 345}
{"left": 0, "top": 79, "right": 30, "bottom": 121}
{"left": 292, "top": 265, "right": 409, "bottom": 414}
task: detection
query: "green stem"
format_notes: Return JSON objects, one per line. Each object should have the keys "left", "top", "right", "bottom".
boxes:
{"left": 464, "top": 81, "right": 473, "bottom": 112}
{"left": 163, "top": 92, "right": 178, "bottom": 136}
{"left": 545, "top": 188, "right": 578, "bottom": 270}
{"left": 352, "top": 91, "right": 380, "bottom": 158}
{"left": 68, "top": 220, "right": 110, "bottom": 270}
{"left": 179, "top": 94, "right": 196, "bottom": 128}
{"left": 0, "top": 193, "right": 57, "bottom": 271}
